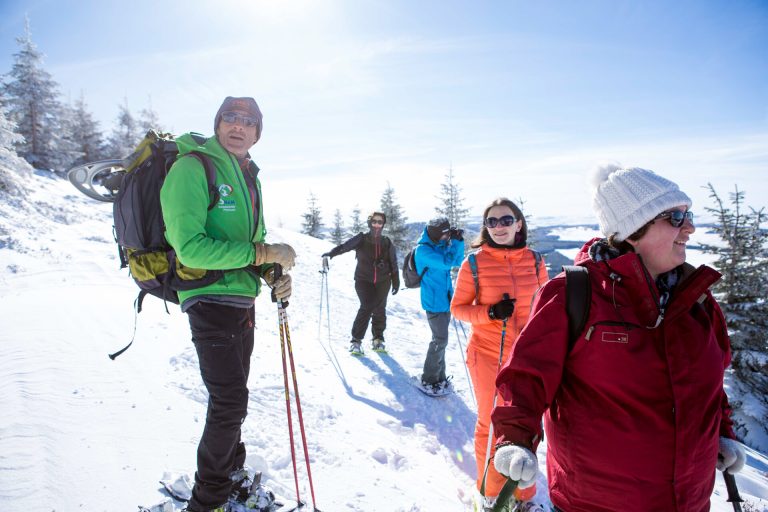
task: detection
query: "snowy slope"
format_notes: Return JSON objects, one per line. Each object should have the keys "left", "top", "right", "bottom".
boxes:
{"left": 0, "top": 171, "right": 767, "bottom": 511}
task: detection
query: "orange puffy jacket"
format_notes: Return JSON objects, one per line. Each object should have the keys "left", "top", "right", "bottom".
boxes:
{"left": 451, "top": 245, "right": 548, "bottom": 361}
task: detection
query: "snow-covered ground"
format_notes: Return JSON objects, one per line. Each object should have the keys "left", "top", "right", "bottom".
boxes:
{"left": 1, "top": 172, "right": 767, "bottom": 511}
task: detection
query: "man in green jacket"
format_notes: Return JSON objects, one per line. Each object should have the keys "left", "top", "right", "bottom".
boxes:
{"left": 160, "top": 96, "right": 295, "bottom": 512}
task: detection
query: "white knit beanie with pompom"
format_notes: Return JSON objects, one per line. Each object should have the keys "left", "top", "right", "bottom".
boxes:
{"left": 590, "top": 163, "right": 692, "bottom": 241}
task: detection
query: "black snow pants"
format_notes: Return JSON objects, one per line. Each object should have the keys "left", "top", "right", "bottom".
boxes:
{"left": 351, "top": 278, "right": 391, "bottom": 341}
{"left": 186, "top": 302, "right": 254, "bottom": 511}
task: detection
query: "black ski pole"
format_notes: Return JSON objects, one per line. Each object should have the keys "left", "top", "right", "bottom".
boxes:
{"left": 482, "top": 293, "right": 511, "bottom": 500}
{"left": 452, "top": 317, "right": 476, "bottom": 407}
{"left": 722, "top": 470, "right": 744, "bottom": 512}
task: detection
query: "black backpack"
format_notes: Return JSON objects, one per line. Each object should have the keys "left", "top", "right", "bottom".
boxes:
{"left": 402, "top": 244, "right": 427, "bottom": 288}
{"left": 112, "top": 130, "right": 224, "bottom": 312}
{"left": 563, "top": 265, "right": 591, "bottom": 349}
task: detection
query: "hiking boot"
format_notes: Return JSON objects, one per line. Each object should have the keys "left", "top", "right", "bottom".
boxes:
{"left": 349, "top": 339, "right": 364, "bottom": 355}
{"left": 481, "top": 495, "right": 497, "bottom": 512}
{"left": 182, "top": 504, "right": 230, "bottom": 512}
{"left": 422, "top": 376, "right": 453, "bottom": 396}
{"left": 241, "top": 474, "right": 277, "bottom": 510}
{"left": 434, "top": 376, "right": 454, "bottom": 393}
{"left": 229, "top": 467, "right": 252, "bottom": 503}
{"left": 371, "top": 337, "right": 386, "bottom": 351}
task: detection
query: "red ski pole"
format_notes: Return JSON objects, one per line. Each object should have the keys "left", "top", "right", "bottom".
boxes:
{"left": 273, "top": 264, "right": 321, "bottom": 511}
{"left": 273, "top": 265, "right": 301, "bottom": 505}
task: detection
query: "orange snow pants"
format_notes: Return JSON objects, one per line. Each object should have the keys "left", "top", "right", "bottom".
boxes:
{"left": 466, "top": 344, "right": 507, "bottom": 497}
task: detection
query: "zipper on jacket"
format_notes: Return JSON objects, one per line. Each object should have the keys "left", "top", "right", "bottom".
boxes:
{"left": 227, "top": 152, "right": 256, "bottom": 239}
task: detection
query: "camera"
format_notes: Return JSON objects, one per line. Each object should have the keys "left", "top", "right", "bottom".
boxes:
{"left": 449, "top": 227, "right": 464, "bottom": 241}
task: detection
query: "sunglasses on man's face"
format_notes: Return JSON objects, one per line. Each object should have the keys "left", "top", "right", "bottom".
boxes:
{"left": 654, "top": 209, "right": 694, "bottom": 228}
{"left": 221, "top": 112, "right": 259, "bottom": 128}
{"left": 371, "top": 219, "right": 384, "bottom": 225}
{"left": 484, "top": 215, "right": 517, "bottom": 228}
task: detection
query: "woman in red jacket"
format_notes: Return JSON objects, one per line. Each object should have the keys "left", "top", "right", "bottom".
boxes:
{"left": 450, "top": 197, "right": 548, "bottom": 509}
{"left": 491, "top": 165, "right": 746, "bottom": 512}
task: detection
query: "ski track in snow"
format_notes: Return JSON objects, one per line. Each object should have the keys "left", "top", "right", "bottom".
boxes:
{"left": 1, "top": 172, "right": 767, "bottom": 511}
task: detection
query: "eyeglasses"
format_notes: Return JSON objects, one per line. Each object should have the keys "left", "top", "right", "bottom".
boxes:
{"left": 654, "top": 210, "right": 694, "bottom": 228}
{"left": 220, "top": 112, "right": 259, "bottom": 127}
{"left": 370, "top": 219, "right": 384, "bottom": 225}
{"left": 485, "top": 215, "right": 517, "bottom": 228}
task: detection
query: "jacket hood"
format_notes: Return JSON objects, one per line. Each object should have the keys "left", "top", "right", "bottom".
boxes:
{"left": 574, "top": 237, "right": 601, "bottom": 265}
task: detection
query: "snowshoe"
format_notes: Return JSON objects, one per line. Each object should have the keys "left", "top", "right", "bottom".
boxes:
{"left": 139, "top": 499, "right": 174, "bottom": 512}
{"left": 243, "top": 471, "right": 276, "bottom": 510}
{"left": 371, "top": 338, "right": 386, "bottom": 353}
{"left": 410, "top": 375, "right": 453, "bottom": 397}
{"left": 349, "top": 340, "right": 364, "bottom": 356}
{"left": 160, "top": 472, "right": 194, "bottom": 501}
{"left": 67, "top": 158, "right": 125, "bottom": 202}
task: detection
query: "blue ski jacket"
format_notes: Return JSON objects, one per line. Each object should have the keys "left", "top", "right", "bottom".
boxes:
{"left": 414, "top": 228, "right": 465, "bottom": 313}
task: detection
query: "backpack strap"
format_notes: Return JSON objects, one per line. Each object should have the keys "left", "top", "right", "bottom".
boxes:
{"left": 563, "top": 265, "right": 590, "bottom": 351}
{"left": 414, "top": 242, "right": 429, "bottom": 277}
{"left": 186, "top": 151, "right": 220, "bottom": 210}
{"left": 468, "top": 252, "right": 480, "bottom": 300}
{"left": 529, "top": 249, "right": 542, "bottom": 282}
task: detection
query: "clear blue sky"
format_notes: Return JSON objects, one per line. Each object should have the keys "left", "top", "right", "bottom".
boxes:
{"left": 2, "top": 0, "right": 766, "bottom": 229}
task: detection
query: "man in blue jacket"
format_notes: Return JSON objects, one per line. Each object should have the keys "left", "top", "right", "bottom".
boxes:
{"left": 414, "top": 217, "right": 465, "bottom": 394}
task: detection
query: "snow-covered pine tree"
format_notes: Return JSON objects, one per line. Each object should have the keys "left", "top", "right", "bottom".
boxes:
{"left": 380, "top": 183, "right": 409, "bottom": 255}
{"left": 105, "top": 99, "right": 141, "bottom": 159}
{"left": 66, "top": 93, "right": 106, "bottom": 166}
{"left": 434, "top": 165, "right": 470, "bottom": 230}
{"left": 2, "top": 19, "right": 65, "bottom": 171}
{"left": 700, "top": 183, "right": 768, "bottom": 452}
{"left": 330, "top": 209, "right": 345, "bottom": 245}
{"left": 301, "top": 192, "right": 324, "bottom": 239}
{"left": 350, "top": 204, "right": 365, "bottom": 235}
{"left": 0, "top": 94, "right": 33, "bottom": 194}
{"left": 138, "top": 99, "right": 163, "bottom": 135}
{"left": 54, "top": 101, "right": 87, "bottom": 171}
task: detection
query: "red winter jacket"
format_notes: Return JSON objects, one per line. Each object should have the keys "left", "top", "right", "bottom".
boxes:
{"left": 492, "top": 239, "right": 735, "bottom": 512}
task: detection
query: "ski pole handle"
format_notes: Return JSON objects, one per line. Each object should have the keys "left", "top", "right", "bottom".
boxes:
{"left": 722, "top": 470, "right": 744, "bottom": 512}
{"left": 271, "top": 264, "right": 283, "bottom": 303}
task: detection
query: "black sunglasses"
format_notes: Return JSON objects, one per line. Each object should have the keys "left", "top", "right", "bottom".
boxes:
{"left": 484, "top": 215, "right": 517, "bottom": 228}
{"left": 654, "top": 210, "right": 694, "bottom": 228}
{"left": 221, "top": 112, "right": 259, "bottom": 127}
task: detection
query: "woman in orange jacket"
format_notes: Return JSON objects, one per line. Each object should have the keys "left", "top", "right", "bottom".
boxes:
{"left": 450, "top": 197, "right": 548, "bottom": 509}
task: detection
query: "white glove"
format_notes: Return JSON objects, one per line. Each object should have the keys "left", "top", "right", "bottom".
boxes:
{"left": 494, "top": 445, "right": 538, "bottom": 489}
{"left": 717, "top": 437, "right": 746, "bottom": 474}
{"left": 271, "top": 273, "right": 292, "bottom": 301}
{"left": 254, "top": 242, "right": 296, "bottom": 270}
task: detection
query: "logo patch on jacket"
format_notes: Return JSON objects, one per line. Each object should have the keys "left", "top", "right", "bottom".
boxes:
{"left": 217, "top": 184, "right": 236, "bottom": 212}
{"left": 601, "top": 331, "right": 629, "bottom": 344}
{"left": 218, "top": 184, "right": 233, "bottom": 197}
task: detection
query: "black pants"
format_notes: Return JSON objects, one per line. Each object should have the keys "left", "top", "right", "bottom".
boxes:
{"left": 351, "top": 278, "right": 391, "bottom": 341}
{"left": 186, "top": 302, "right": 254, "bottom": 511}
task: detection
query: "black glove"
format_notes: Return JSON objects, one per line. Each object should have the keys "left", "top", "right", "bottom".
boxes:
{"left": 449, "top": 227, "right": 464, "bottom": 241}
{"left": 391, "top": 278, "right": 400, "bottom": 295}
{"left": 489, "top": 297, "right": 516, "bottom": 320}
{"left": 321, "top": 252, "right": 331, "bottom": 258}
